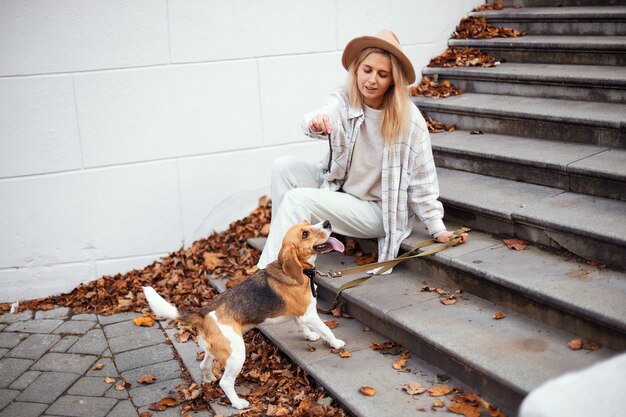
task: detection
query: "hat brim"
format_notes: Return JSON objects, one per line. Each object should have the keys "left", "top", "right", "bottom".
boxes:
{"left": 341, "top": 35, "right": 416, "bottom": 84}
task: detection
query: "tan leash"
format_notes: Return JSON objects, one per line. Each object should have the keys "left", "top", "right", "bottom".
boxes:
{"left": 316, "top": 227, "right": 470, "bottom": 313}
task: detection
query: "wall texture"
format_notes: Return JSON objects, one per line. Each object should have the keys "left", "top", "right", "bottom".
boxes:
{"left": 0, "top": 0, "right": 483, "bottom": 302}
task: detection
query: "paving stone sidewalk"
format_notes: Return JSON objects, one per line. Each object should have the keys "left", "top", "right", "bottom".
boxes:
{"left": 0, "top": 307, "right": 212, "bottom": 417}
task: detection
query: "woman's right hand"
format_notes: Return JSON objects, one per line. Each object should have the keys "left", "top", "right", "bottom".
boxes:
{"left": 309, "top": 114, "right": 332, "bottom": 135}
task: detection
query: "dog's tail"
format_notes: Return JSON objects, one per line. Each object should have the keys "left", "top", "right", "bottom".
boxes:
{"left": 143, "top": 286, "right": 179, "bottom": 320}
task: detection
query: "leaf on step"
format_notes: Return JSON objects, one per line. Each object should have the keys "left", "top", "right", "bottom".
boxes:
{"left": 453, "top": 16, "right": 523, "bottom": 40}
{"left": 402, "top": 381, "right": 426, "bottom": 395}
{"left": 583, "top": 341, "right": 601, "bottom": 351}
{"left": 503, "top": 238, "right": 529, "bottom": 251}
{"left": 410, "top": 76, "right": 464, "bottom": 99}
{"left": 440, "top": 296, "right": 458, "bottom": 306}
{"left": 324, "top": 320, "right": 338, "bottom": 329}
{"left": 359, "top": 386, "right": 376, "bottom": 396}
{"left": 202, "top": 252, "right": 225, "bottom": 270}
{"left": 432, "top": 399, "right": 446, "bottom": 409}
{"left": 392, "top": 349, "right": 410, "bottom": 370}
{"left": 568, "top": 338, "right": 583, "bottom": 350}
{"left": 339, "top": 350, "right": 352, "bottom": 358}
{"left": 473, "top": 1, "right": 504, "bottom": 12}
{"left": 470, "top": 130, "right": 484, "bottom": 135}
{"left": 354, "top": 251, "right": 377, "bottom": 265}
{"left": 428, "top": 384, "right": 454, "bottom": 397}
{"left": 448, "top": 393, "right": 482, "bottom": 417}
{"left": 493, "top": 312, "right": 506, "bottom": 320}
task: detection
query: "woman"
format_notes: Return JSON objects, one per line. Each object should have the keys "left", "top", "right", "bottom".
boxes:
{"left": 257, "top": 29, "right": 468, "bottom": 270}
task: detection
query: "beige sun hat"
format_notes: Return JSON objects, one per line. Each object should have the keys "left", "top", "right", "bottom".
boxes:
{"left": 341, "top": 29, "right": 416, "bottom": 84}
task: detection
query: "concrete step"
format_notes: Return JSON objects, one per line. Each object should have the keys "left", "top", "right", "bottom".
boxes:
{"left": 472, "top": 6, "right": 626, "bottom": 36}
{"left": 422, "top": 63, "right": 626, "bottom": 103}
{"left": 206, "top": 271, "right": 487, "bottom": 417}
{"left": 313, "top": 248, "right": 621, "bottom": 414}
{"left": 497, "top": 0, "right": 626, "bottom": 7}
{"left": 261, "top": 309, "right": 487, "bottom": 417}
{"left": 430, "top": 130, "right": 626, "bottom": 200}
{"left": 412, "top": 93, "right": 626, "bottom": 148}
{"left": 436, "top": 167, "right": 626, "bottom": 269}
{"left": 448, "top": 36, "right": 626, "bottom": 66}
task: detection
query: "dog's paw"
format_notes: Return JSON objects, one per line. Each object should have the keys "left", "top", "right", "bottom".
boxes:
{"left": 329, "top": 338, "right": 345, "bottom": 349}
{"left": 304, "top": 331, "right": 321, "bottom": 342}
{"left": 231, "top": 398, "right": 250, "bottom": 410}
{"left": 201, "top": 371, "right": 216, "bottom": 383}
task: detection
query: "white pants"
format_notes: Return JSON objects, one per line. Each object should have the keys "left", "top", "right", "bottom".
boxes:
{"left": 257, "top": 156, "right": 385, "bottom": 269}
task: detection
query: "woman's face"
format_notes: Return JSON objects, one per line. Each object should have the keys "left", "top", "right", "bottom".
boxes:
{"left": 356, "top": 52, "right": 393, "bottom": 109}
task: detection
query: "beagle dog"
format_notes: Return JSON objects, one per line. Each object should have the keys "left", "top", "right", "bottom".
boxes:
{"left": 143, "top": 220, "right": 345, "bottom": 409}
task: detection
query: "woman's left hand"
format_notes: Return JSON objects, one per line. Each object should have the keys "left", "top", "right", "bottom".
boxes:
{"left": 436, "top": 231, "right": 468, "bottom": 244}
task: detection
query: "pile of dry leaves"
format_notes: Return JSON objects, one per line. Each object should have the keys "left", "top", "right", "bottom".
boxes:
{"left": 473, "top": 2, "right": 504, "bottom": 12}
{"left": 4, "top": 197, "right": 272, "bottom": 316}
{"left": 0, "top": 196, "right": 350, "bottom": 416}
{"left": 429, "top": 47, "right": 499, "bottom": 68}
{"left": 410, "top": 76, "right": 464, "bottom": 99}
{"left": 453, "top": 16, "right": 523, "bottom": 39}
{"left": 423, "top": 114, "right": 456, "bottom": 133}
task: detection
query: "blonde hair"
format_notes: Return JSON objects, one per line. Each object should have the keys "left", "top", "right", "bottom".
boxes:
{"left": 345, "top": 47, "right": 412, "bottom": 144}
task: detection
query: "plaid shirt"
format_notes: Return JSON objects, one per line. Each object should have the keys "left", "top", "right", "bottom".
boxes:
{"left": 302, "top": 90, "right": 446, "bottom": 262}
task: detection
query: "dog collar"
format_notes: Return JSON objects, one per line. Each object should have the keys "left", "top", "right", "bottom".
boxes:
{"left": 303, "top": 268, "right": 317, "bottom": 298}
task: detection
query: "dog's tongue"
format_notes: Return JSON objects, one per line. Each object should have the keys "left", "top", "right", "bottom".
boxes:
{"left": 326, "top": 236, "right": 345, "bottom": 253}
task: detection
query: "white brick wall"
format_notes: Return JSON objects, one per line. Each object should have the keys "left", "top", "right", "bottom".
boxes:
{"left": 0, "top": 0, "right": 483, "bottom": 302}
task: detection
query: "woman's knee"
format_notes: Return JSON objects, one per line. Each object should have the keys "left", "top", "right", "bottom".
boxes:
{"left": 271, "top": 156, "right": 300, "bottom": 178}
{"left": 283, "top": 187, "right": 316, "bottom": 205}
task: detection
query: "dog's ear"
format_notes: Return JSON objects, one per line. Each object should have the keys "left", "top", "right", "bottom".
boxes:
{"left": 279, "top": 244, "right": 305, "bottom": 285}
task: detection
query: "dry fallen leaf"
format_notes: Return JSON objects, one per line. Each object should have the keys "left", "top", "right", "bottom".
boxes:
{"left": 267, "top": 404, "right": 290, "bottom": 416}
{"left": 410, "top": 76, "right": 464, "bottom": 99}
{"left": 202, "top": 252, "right": 225, "bottom": 270}
{"left": 440, "top": 296, "right": 458, "bottom": 306}
{"left": 473, "top": 1, "right": 504, "bottom": 12}
{"left": 139, "top": 412, "right": 152, "bottom": 417}
{"left": 137, "top": 374, "right": 156, "bottom": 384}
{"left": 359, "top": 386, "right": 376, "bottom": 396}
{"left": 104, "top": 377, "right": 116, "bottom": 384}
{"left": 324, "top": 320, "right": 338, "bottom": 329}
{"left": 429, "top": 385, "right": 454, "bottom": 397}
{"left": 568, "top": 338, "right": 583, "bottom": 350}
{"left": 453, "top": 16, "right": 523, "bottom": 40}
{"left": 493, "top": 312, "right": 506, "bottom": 320}
{"left": 91, "top": 363, "right": 105, "bottom": 370}
{"left": 392, "top": 349, "right": 411, "bottom": 370}
{"left": 432, "top": 399, "right": 446, "bottom": 409}
{"left": 402, "top": 381, "right": 426, "bottom": 395}
{"left": 339, "top": 350, "right": 351, "bottom": 358}
{"left": 114, "top": 384, "right": 125, "bottom": 391}
{"left": 448, "top": 393, "right": 482, "bottom": 417}
{"left": 503, "top": 238, "right": 529, "bottom": 251}
{"left": 132, "top": 316, "right": 154, "bottom": 327}
{"left": 149, "top": 397, "right": 178, "bottom": 411}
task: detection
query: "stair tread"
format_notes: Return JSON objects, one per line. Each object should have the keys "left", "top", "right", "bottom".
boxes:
{"left": 314, "top": 252, "right": 618, "bottom": 396}
{"left": 259, "top": 309, "right": 479, "bottom": 417}
{"left": 437, "top": 167, "right": 626, "bottom": 244}
{"left": 422, "top": 63, "right": 626, "bottom": 86}
{"left": 471, "top": 6, "right": 626, "bottom": 19}
{"left": 449, "top": 35, "right": 626, "bottom": 49}
{"left": 412, "top": 93, "right": 626, "bottom": 128}
{"left": 431, "top": 130, "right": 625, "bottom": 179}
{"left": 400, "top": 225, "right": 626, "bottom": 332}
